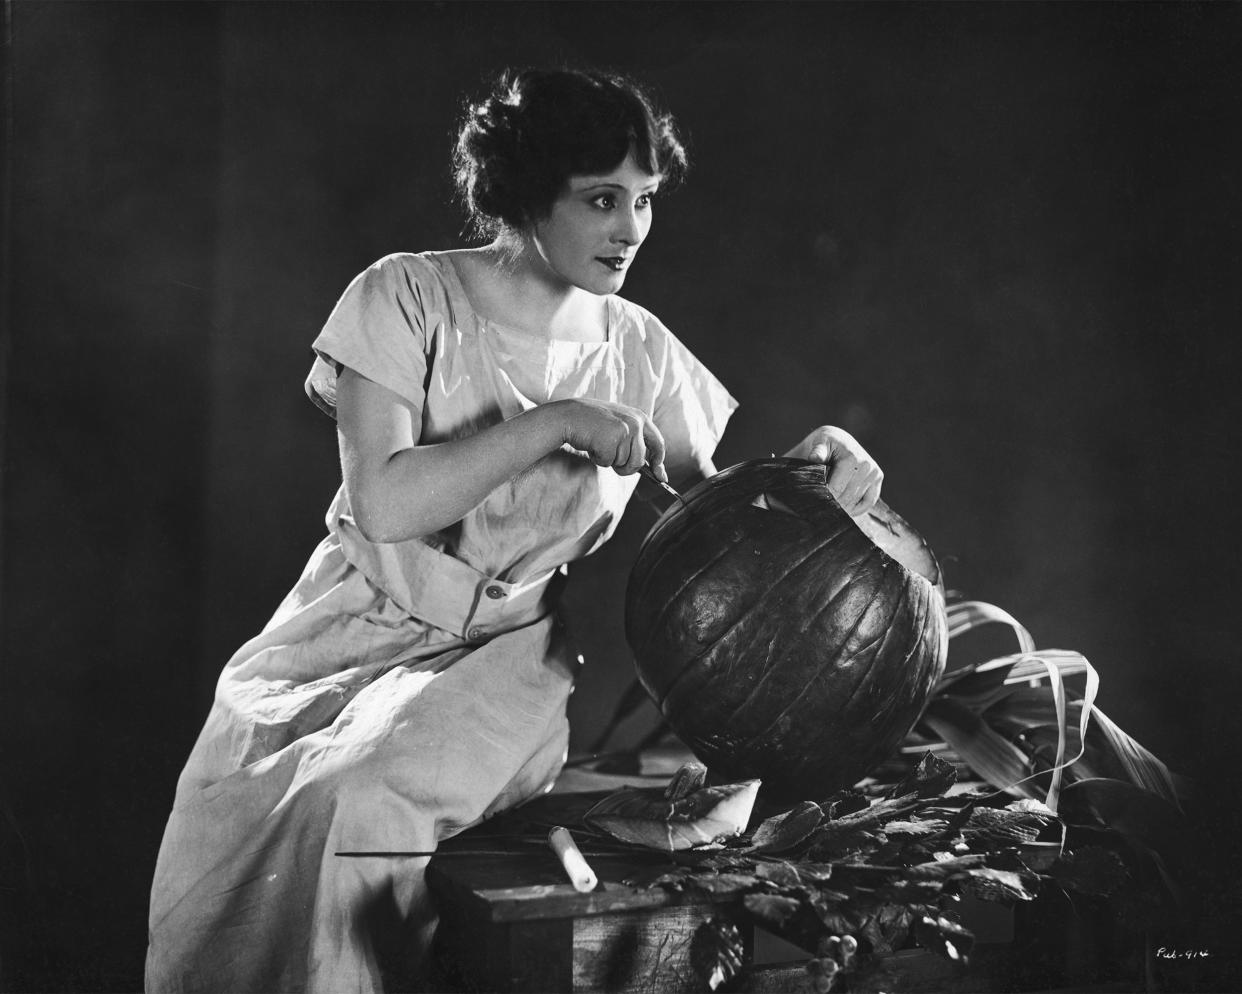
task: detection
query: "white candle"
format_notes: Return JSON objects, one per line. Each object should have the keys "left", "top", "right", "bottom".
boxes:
{"left": 547, "top": 826, "right": 598, "bottom": 893}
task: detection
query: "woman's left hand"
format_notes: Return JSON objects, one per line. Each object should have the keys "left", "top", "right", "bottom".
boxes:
{"left": 785, "top": 426, "right": 883, "bottom": 516}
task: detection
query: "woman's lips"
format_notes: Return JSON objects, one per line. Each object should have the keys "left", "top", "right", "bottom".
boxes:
{"left": 596, "top": 256, "right": 629, "bottom": 271}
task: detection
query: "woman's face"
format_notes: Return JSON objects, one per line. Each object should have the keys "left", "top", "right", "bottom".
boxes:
{"left": 528, "top": 151, "right": 660, "bottom": 296}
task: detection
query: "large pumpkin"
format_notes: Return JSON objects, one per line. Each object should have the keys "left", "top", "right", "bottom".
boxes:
{"left": 625, "top": 458, "right": 948, "bottom": 800}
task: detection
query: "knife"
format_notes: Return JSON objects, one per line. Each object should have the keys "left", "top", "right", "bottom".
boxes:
{"left": 639, "top": 465, "right": 688, "bottom": 510}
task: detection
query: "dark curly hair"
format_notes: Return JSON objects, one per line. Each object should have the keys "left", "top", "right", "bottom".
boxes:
{"left": 453, "top": 68, "right": 688, "bottom": 238}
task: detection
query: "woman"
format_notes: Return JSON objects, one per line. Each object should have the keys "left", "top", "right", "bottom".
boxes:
{"left": 145, "top": 68, "right": 883, "bottom": 993}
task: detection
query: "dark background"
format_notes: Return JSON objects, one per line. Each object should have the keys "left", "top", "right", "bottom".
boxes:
{"left": 3, "top": 2, "right": 1240, "bottom": 990}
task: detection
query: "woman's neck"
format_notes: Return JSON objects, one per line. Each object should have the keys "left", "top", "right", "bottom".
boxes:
{"left": 453, "top": 242, "right": 608, "bottom": 343}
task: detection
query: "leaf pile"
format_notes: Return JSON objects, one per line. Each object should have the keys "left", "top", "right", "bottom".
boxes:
{"left": 624, "top": 753, "right": 1131, "bottom": 992}
{"left": 583, "top": 596, "right": 1190, "bottom": 989}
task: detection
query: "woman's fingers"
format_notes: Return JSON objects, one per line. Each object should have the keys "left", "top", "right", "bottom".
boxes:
{"left": 789, "top": 425, "right": 884, "bottom": 516}
{"left": 857, "top": 473, "right": 884, "bottom": 516}
{"left": 830, "top": 465, "right": 883, "bottom": 516}
{"left": 825, "top": 454, "right": 862, "bottom": 508}
{"left": 813, "top": 434, "right": 882, "bottom": 515}
{"left": 562, "top": 399, "right": 667, "bottom": 479}
{"left": 618, "top": 416, "right": 643, "bottom": 474}
{"left": 642, "top": 418, "right": 668, "bottom": 482}
{"left": 613, "top": 409, "right": 665, "bottom": 478}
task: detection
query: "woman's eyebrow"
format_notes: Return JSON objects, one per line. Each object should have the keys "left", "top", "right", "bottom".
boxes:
{"left": 575, "top": 180, "right": 662, "bottom": 192}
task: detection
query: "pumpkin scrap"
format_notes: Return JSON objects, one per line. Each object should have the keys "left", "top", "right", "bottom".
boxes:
{"left": 665, "top": 760, "right": 709, "bottom": 800}
{"left": 584, "top": 777, "right": 761, "bottom": 851}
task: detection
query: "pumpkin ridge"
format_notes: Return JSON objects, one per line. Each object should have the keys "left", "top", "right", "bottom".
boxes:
{"left": 877, "top": 581, "right": 941, "bottom": 714}
{"left": 760, "top": 567, "right": 927, "bottom": 786}
{"left": 650, "top": 523, "right": 861, "bottom": 713}
{"left": 784, "top": 574, "right": 941, "bottom": 782}
{"left": 824, "top": 572, "right": 929, "bottom": 725}
{"left": 712, "top": 544, "right": 885, "bottom": 730}
{"left": 728, "top": 551, "right": 896, "bottom": 757}
{"left": 630, "top": 529, "right": 755, "bottom": 669}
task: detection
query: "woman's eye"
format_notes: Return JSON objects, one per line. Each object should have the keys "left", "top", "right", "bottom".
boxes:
{"left": 637, "top": 193, "right": 654, "bottom": 209}
{"left": 591, "top": 194, "right": 615, "bottom": 209}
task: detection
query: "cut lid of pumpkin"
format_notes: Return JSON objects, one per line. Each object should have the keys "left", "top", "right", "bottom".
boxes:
{"left": 751, "top": 482, "right": 942, "bottom": 593}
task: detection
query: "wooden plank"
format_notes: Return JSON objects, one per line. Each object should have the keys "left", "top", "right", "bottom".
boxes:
{"left": 506, "top": 919, "right": 575, "bottom": 993}
{"left": 572, "top": 905, "right": 752, "bottom": 994}
{"left": 431, "top": 901, "right": 503, "bottom": 992}
{"left": 433, "top": 909, "right": 575, "bottom": 992}
{"left": 428, "top": 853, "right": 735, "bottom": 923}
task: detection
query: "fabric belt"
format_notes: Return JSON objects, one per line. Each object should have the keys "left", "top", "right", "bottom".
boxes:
{"left": 334, "top": 514, "right": 562, "bottom": 642}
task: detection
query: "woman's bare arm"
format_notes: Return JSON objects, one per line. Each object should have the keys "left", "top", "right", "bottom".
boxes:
{"left": 335, "top": 367, "right": 666, "bottom": 543}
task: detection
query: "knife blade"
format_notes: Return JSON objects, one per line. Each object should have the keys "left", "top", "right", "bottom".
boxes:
{"left": 639, "top": 465, "right": 687, "bottom": 510}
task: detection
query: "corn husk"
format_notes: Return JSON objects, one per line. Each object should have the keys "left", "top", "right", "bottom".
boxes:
{"left": 911, "top": 599, "right": 1183, "bottom": 816}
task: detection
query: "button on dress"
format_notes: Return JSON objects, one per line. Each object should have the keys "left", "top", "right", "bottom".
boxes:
{"left": 144, "top": 252, "right": 737, "bottom": 993}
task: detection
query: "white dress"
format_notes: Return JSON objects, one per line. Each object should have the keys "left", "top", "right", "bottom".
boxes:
{"left": 144, "top": 252, "right": 737, "bottom": 993}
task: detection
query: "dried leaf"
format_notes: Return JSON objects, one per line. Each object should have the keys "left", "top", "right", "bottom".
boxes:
{"left": 690, "top": 918, "right": 745, "bottom": 992}
{"left": 1007, "top": 798, "right": 1057, "bottom": 817}
{"left": 754, "top": 861, "right": 802, "bottom": 889}
{"left": 959, "top": 866, "right": 1039, "bottom": 903}
{"left": 810, "top": 896, "right": 865, "bottom": 935}
{"left": 1050, "top": 847, "right": 1130, "bottom": 897}
{"left": 807, "top": 887, "right": 853, "bottom": 906}
{"left": 820, "top": 788, "right": 870, "bottom": 819}
{"left": 859, "top": 902, "right": 921, "bottom": 956}
{"left": 884, "top": 751, "right": 958, "bottom": 800}
{"left": 695, "top": 852, "right": 762, "bottom": 873}
{"left": 913, "top": 914, "right": 975, "bottom": 963}
{"left": 1015, "top": 841, "right": 1067, "bottom": 873}
{"left": 796, "top": 862, "right": 838, "bottom": 884}
{"left": 809, "top": 793, "right": 926, "bottom": 860}
{"left": 841, "top": 793, "right": 925, "bottom": 825}
{"left": 622, "top": 865, "right": 690, "bottom": 889}
{"left": 687, "top": 872, "right": 763, "bottom": 897}
{"left": 808, "top": 825, "right": 883, "bottom": 862}
{"left": 871, "top": 877, "right": 954, "bottom": 905}
{"left": 742, "top": 893, "right": 802, "bottom": 930}
{"left": 883, "top": 819, "right": 950, "bottom": 838}
{"left": 961, "top": 806, "right": 1049, "bottom": 849}
{"left": 914, "top": 853, "right": 988, "bottom": 874}
{"left": 747, "top": 801, "right": 823, "bottom": 853}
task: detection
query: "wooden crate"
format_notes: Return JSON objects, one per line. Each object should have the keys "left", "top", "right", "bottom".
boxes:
{"left": 429, "top": 852, "right": 740, "bottom": 993}
{"left": 424, "top": 789, "right": 1145, "bottom": 994}
{"left": 426, "top": 849, "right": 1085, "bottom": 993}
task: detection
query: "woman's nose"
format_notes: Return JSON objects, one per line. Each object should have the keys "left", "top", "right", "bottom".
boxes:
{"left": 612, "top": 208, "right": 642, "bottom": 245}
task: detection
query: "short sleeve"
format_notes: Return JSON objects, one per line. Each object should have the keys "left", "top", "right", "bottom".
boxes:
{"left": 651, "top": 320, "right": 739, "bottom": 487}
{"left": 304, "top": 255, "right": 430, "bottom": 417}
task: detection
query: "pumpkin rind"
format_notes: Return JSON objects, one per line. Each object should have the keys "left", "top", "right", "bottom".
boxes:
{"left": 625, "top": 458, "right": 948, "bottom": 801}
{"left": 583, "top": 779, "right": 761, "bottom": 851}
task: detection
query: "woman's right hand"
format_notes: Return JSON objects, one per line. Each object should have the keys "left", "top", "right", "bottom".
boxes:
{"left": 337, "top": 367, "right": 671, "bottom": 543}
{"left": 553, "top": 398, "right": 668, "bottom": 482}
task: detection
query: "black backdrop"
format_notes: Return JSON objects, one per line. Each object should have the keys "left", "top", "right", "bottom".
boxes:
{"left": 3, "top": 3, "right": 1241, "bottom": 990}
